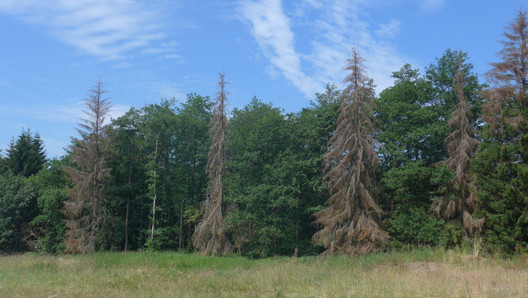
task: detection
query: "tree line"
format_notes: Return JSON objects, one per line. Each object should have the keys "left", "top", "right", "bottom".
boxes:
{"left": 1, "top": 10, "right": 528, "bottom": 257}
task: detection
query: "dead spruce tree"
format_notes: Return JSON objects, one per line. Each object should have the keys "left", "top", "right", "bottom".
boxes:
{"left": 313, "top": 49, "right": 388, "bottom": 255}
{"left": 63, "top": 80, "right": 112, "bottom": 253}
{"left": 192, "top": 72, "right": 233, "bottom": 256}
{"left": 431, "top": 55, "right": 482, "bottom": 237}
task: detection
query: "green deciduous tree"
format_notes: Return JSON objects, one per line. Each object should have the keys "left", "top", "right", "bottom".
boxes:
{"left": 425, "top": 49, "right": 483, "bottom": 123}
{"left": 174, "top": 94, "right": 212, "bottom": 250}
{"left": 224, "top": 84, "right": 340, "bottom": 257}
{"left": 28, "top": 158, "right": 70, "bottom": 253}
{"left": 0, "top": 173, "right": 37, "bottom": 252}
{"left": 108, "top": 107, "right": 146, "bottom": 251}
{"left": 225, "top": 98, "right": 291, "bottom": 257}
{"left": 376, "top": 64, "right": 439, "bottom": 169}
{"left": 141, "top": 99, "right": 178, "bottom": 249}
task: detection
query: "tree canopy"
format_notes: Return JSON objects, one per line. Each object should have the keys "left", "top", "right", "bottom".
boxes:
{"left": 3, "top": 8, "right": 528, "bottom": 257}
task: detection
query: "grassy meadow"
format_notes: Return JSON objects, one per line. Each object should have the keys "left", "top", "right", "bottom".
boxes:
{"left": 1, "top": 249, "right": 527, "bottom": 297}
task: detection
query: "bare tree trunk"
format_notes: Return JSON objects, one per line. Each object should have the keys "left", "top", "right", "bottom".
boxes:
{"left": 124, "top": 156, "right": 132, "bottom": 251}
{"left": 150, "top": 131, "right": 161, "bottom": 241}
{"left": 179, "top": 194, "right": 185, "bottom": 250}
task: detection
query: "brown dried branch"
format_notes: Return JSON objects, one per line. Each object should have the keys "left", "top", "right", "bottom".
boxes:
{"left": 192, "top": 72, "right": 233, "bottom": 256}
{"left": 313, "top": 49, "right": 388, "bottom": 255}
{"left": 432, "top": 53, "right": 482, "bottom": 236}
{"left": 63, "top": 79, "right": 113, "bottom": 254}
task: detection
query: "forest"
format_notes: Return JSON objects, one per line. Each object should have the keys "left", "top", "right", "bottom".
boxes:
{"left": 1, "top": 10, "right": 528, "bottom": 259}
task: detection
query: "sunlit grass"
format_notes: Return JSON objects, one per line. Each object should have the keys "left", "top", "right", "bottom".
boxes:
{"left": 1, "top": 249, "right": 527, "bottom": 297}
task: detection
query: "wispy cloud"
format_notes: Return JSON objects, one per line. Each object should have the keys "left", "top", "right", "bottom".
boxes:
{"left": 0, "top": 101, "right": 129, "bottom": 157}
{"left": 239, "top": 0, "right": 322, "bottom": 98}
{"left": 0, "top": 101, "right": 129, "bottom": 125}
{"left": 141, "top": 81, "right": 186, "bottom": 101}
{"left": 419, "top": 0, "right": 445, "bottom": 12}
{"left": 239, "top": 0, "right": 416, "bottom": 96}
{"left": 308, "top": 0, "right": 411, "bottom": 93}
{"left": 141, "top": 41, "right": 179, "bottom": 59}
{"left": 0, "top": 0, "right": 166, "bottom": 60}
{"left": 376, "top": 19, "right": 401, "bottom": 39}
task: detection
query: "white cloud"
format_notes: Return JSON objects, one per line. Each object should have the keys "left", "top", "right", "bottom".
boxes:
{"left": 112, "top": 62, "right": 134, "bottom": 69}
{"left": 0, "top": 101, "right": 129, "bottom": 157}
{"left": 308, "top": 0, "right": 410, "bottom": 93}
{"left": 376, "top": 19, "right": 401, "bottom": 39}
{"left": 0, "top": 0, "right": 166, "bottom": 60}
{"left": 239, "top": 0, "right": 322, "bottom": 98}
{"left": 141, "top": 40, "right": 178, "bottom": 56}
{"left": 419, "top": 0, "right": 445, "bottom": 12}
{"left": 163, "top": 54, "right": 180, "bottom": 60}
{"left": 40, "top": 136, "right": 68, "bottom": 158}
{"left": 142, "top": 81, "right": 186, "bottom": 100}
{"left": 0, "top": 101, "right": 129, "bottom": 125}
{"left": 108, "top": 103, "right": 131, "bottom": 122}
{"left": 239, "top": 0, "right": 412, "bottom": 97}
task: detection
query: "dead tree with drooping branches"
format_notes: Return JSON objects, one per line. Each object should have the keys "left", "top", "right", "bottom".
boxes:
{"left": 192, "top": 72, "right": 233, "bottom": 256}
{"left": 63, "top": 79, "right": 113, "bottom": 254}
{"left": 312, "top": 49, "right": 388, "bottom": 255}
{"left": 431, "top": 55, "right": 483, "bottom": 237}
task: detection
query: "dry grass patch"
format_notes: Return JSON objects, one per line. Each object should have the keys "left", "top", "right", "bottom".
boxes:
{"left": 0, "top": 249, "right": 527, "bottom": 297}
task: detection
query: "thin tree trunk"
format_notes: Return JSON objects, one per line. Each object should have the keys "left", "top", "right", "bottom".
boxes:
{"left": 151, "top": 193, "right": 157, "bottom": 239}
{"left": 179, "top": 193, "right": 185, "bottom": 250}
{"left": 125, "top": 195, "right": 130, "bottom": 251}
{"left": 150, "top": 131, "right": 161, "bottom": 241}
{"left": 91, "top": 159, "right": 98, "bottom": 251}
{"left": 124, "top": 155, "right": 132, "bottom": 251}
{"left": 91, "top": 99, "right": 100, "bottom": 252}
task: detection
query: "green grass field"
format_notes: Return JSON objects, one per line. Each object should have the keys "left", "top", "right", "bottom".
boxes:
{"left": 1, "top": 249, "right": 527, "bottom": 297}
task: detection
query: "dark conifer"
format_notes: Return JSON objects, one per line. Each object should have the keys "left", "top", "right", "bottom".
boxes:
{"left": 474, "top": 9, "right": 528, "bottom": 254}
{"left": 7, "top": 129, "right": 46, "bottom": 177}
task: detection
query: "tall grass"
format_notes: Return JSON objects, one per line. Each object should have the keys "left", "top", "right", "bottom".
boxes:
{"left": 1, "top": 249, "right": 527, "bottom": 297}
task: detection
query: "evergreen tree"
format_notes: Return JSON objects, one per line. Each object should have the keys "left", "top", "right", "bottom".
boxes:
{"left": 192, "top": 72, "right": 233, "bottom": 256}
{"left": 0, "top": 150, "right": 8, "bottom": 175}
{"left": 431, "top": 55, "right": 482, "bottom": 238}
{"left": 312, "top": 49, "right": 388, "bottom": 255}
{"left": 7, "top": 129, "right": 46, "bottom": 177}
{"left": 63, "top": 80, "right": 113, "bottom": 254}
{"left": 474, "top": 9, "right": 528, "bottom": 254}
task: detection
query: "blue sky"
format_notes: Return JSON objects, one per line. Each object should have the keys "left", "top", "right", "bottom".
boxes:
{"left": 0, "top": 0, "right": 526, "bottom": 158}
